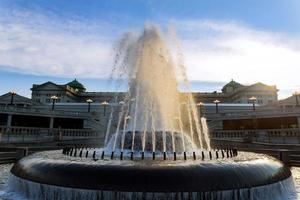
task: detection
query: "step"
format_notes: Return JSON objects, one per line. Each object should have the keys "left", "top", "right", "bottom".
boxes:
{"left": 289, "top": 160, "right": 300, "bottom": 167}
{"left": 289, "top": 155, "right": 300, "bottom": 159}
{"left": 0, "top": 156, "right": 17, "bottom": 160}
{"left": 0, "top": 152, "right": 17, "bottom": 157}
{"left": 0, "top": 158, "right": 16, "bottom": 164}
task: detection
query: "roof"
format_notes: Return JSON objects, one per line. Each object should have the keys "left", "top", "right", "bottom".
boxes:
{"left": 267, "top": 95, "right": 297, "bottom": 107}
{"left": 31, "top": 81, "right": 66, "bottom": 91}
{"left": 0, "top": 92, "right": 36, "bottom": 105}
{"left": 246, "top": 82, "right": 278, "bottom": 91}
{"left": 66, "top": 79, "right": 86, "bottom": 92}
{"left": 31, "top": 81, "right": 82, "bottom": 96}
{"left": 221, "top": 80, "right": 244, "bottom": 93}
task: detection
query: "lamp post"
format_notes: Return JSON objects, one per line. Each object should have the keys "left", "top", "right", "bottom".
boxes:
{"left": 293, "top": 92, "right": 300, "bottom": 107}
{"left": 100, "top": 101, "right": 109, "bottom": 116}
{"left": 86, "top": 99, "right": 93, "bottom": 113}
{"left": 196, "top": 102, "right": 204, "bottom": 117}
{"left": 248, "top": 96, "right": 258, "bottom": 134}
{"left": 50, "top": 95, "right": 58, "bottom": 111}
{"left": 213, "top": 100, "right": 220, "bottom": 114}
{"left": 249, "top": 96, "right": 257, "bottom": 112}
{"left": 9, "top": 91, "right": 16, "bottom": 106}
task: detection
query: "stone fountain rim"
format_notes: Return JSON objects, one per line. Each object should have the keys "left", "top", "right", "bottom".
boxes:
{"left": 11, "top": 154, "right": 291, "bottom": 192}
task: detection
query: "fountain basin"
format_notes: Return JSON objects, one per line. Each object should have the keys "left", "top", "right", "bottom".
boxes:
{"left": 11, "top": 157, "right": 290, "bottom": 192}
{"left": 8, "top": 150, "right": 294, "bottom": 200}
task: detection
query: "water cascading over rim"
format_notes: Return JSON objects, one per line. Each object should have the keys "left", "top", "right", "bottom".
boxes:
{"left": 104, "top": 24, "right": 211, "bottom": 156}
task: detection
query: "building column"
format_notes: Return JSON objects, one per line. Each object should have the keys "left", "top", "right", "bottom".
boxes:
{"left": 6, "top": 114, "right": 12, "bottom": 134}
{"left": 297, "top": 117, "right": 300, "bottom": 128}
{"left": 6, "top": 114, "right": 12, "bottom": 127}
{"left": 49, "top": 117, "right": 54, "bottom": 129}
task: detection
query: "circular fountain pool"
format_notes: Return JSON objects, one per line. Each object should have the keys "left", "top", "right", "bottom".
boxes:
{"left": 8, "top": 150, "right": 294, "bottom": 200}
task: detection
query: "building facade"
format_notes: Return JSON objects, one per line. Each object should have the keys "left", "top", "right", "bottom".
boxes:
{"left": 31, "top": 80, "right": 85, "bottom": 104}
{"left": 223, "top": 81, "right": 278, "bottom": 104}
{"left": 31, "top": 79, "right": 278, "bottom": 105}
{"left": 190, "top": 80, "right": 278, "bottom": 105}
{"left": 31, "top": 79, "right": 125, "bottom": 104}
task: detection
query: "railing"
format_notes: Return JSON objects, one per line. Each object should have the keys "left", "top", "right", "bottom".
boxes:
{"left": 212, "top": 128, "right": 300, "bottom": 144}
{"left": 0, "top": 105, "right": 93, "bottom": 118}
{"left": 207, "top": 108, "right": 300, "bottom": 120}
{"left": 0, "top": 126, "right": 100, "bottom": 143}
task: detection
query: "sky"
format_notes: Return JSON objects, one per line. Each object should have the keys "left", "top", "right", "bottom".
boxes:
{"left": 0, "top": 0, "right": 300, "bottom": 99}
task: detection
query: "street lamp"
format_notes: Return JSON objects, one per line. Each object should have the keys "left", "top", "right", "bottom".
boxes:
{"left": 86, "top": 99, "right": 93, "bottom": 113}
{"left": 9, "top": 91, "right": 16, "bottom": 106}
{"left": 249, "top": 96, "right": 258, "bottom": 132}
{"left": 249, "top": 96, "right": 257, "bottom": 112}
{"left": 213, "top": 100, "right": 220, "bottom": 114}
{"left": 100, "top": 101, "right": 109, "bottom": 116}
{"left": 50, "top": 95, "right": 58, "bottom": 111}
{"left": 196, "top": 102, "right": 204, "bottom": 117}
{"left": 293, "top": 92, "right": 300, "bottom": 107}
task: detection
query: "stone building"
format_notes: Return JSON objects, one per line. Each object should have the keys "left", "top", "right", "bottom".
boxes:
{"left": 0, "top": 92, "right": 35, "bottom": 107}
{"left": 31, "top": 79, "right": 126, "bottom": 104}
{"left": 31, "top": 79, "right": 278, "bottom": 105}
{"left": 267, "top": 93, "right": 300, "bottom": 110}
{"left": 31, "top": 79, "right": 86, "bottom": 104}
{"left": 192, "top": 80, "right": 278, "bottom": 105}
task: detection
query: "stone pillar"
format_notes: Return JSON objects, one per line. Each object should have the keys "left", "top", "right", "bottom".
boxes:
{"left": 297, "top": 117, "right": 300, "bottom": 128}
{"left": 6, "top": 114, "right": 12, "bottom": 134}
{"left": 6, "top": 114, "right": 12, "bottom": 127}
{"left": 49, "top": 117, "right": 54, "bottom": 129}
{"left": 16, "top": 148, "right": 29, "bottom": 160}
{"left": 49, "top": 117, "right": 55, "bottom": 141}
{"left": 279, "top": 150, "right": 290, "bottom": 165}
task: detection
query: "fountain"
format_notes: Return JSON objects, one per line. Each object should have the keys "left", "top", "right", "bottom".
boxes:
{"left": 7, "top": 24, "right": 294, "bottom": 200}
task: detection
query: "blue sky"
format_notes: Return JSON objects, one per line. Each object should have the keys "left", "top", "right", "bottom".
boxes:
{"left": 0, "top": 0, "right": 300, "bottom": 98}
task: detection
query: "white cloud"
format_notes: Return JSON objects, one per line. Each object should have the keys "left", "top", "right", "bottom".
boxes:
{"left": 0, "top": 9, "right": 117, "bottom": 78}
{"left": 0, "top": 9, "right": 300, "bottom": 98}
{"left": 174, "top": 20, "right": 300, "bottom": 98}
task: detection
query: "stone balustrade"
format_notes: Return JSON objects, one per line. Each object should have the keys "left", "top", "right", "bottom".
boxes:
{"left": 212, "top": 128, "right": 300, "bottom": 144}
{"left": 0, "top": 125, "right": 100, "bottom": 143}
{"left": 207, "top": 108, "right": 300, "bottom": 120}
{"left": 0, "top": 105, "right": 92, "bottom": 118}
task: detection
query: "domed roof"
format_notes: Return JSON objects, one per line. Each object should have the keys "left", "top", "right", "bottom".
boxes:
{"left": 67, "top": 79, "right": 86, "bottom": 92}
{"left": 222, "top": 79, "right": 243, "bottom": 93}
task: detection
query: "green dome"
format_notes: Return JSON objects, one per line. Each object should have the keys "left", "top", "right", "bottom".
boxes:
{"left": 67, "top": 79, "right": 86, "bottom": 92}
{"left": 222, "top": 79, "right": 243, "bottom": 93}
